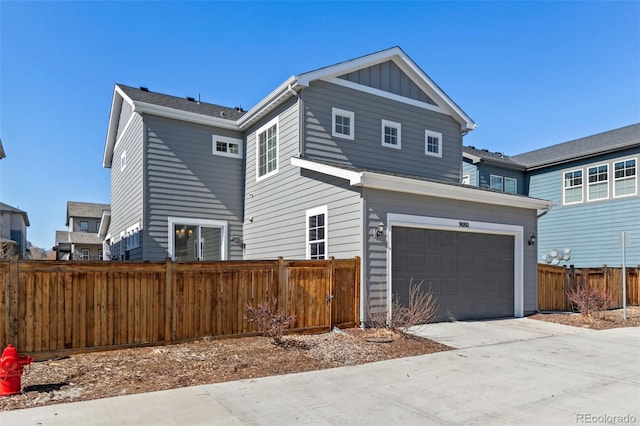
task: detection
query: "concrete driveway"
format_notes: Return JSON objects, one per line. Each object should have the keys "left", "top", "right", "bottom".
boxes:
{"left": 2, "top": 318, "right": 639, "bottom": 425}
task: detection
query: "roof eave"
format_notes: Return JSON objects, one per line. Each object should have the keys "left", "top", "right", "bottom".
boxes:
{"left": 238, "top": 76, "right": 299, "bottom": 129}
{"left": 523, "top": 141, "right": 640, "bottom": 170}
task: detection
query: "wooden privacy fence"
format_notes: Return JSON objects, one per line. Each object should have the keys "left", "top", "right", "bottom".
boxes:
{"left": 0, "top": 257, "right": 360, "bottom": 359}
{"left": 538, "top": 264, "right": 640, "bottom": 311}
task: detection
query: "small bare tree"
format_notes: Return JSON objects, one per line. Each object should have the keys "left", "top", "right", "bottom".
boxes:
{"left": 246, "top": 297, "right": 297, "bottom": 346}
{"left": 567, "top": 284, "right": 611, "bottom": 319}
{"left": 390, "top": 279, "right": 438, "bottom": 336}
{"left": 366, "top": 278, "right": 438, "bottom": 336}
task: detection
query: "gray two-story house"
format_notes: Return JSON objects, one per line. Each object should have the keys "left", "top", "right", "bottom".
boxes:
{"left": 103, "top": 47, "right": 552, "bottom": 322}
{"left": 463, "top": 123, "right": 639, "bottom": 267}
{"left": 54, "top": 201, "right": 110, "bottom": 260}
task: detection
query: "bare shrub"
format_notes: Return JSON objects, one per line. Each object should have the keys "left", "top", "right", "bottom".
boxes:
{"left": 390, "top": 279, "right": 438, "bottom": 336}
{"left": 246, "top": 297, "right": 297, "bottom": 346}
{"left": 566, "top": 284, "right": 611, "bottom": 319}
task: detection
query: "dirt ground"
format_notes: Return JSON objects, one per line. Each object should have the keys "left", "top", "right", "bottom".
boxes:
{"left": 0, "top": 328, "right": 450, "bottom": 411}
{"left": 2, "top": 306, "right": 638, "bottom": 412}
{"left": 530, "top": 305, "right": 640, "bottom": 329}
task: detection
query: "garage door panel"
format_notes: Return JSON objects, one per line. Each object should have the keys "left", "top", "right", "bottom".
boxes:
{"left": 392, "top": 227, "right": 514, "bottom": 322}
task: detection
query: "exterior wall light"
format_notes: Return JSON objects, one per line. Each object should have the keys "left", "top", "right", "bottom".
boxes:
{"left": 528, "top": 234, "right": 536, "bottom": 246}
{"left": 230, "top": 234, "right": 241, "bottom": 244}
{"left": 375, "top": 223, "right": 385, "bottom": 239}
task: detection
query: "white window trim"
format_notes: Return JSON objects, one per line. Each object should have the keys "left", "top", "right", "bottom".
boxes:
{"left": 81, "top": 249, "right": 90, "bottom": 260}
{"left": 120, "top": 150, "right": 127, "bottom": 171}
{"left": 305, "top": 205, "right": 328, "bottom": 260}
{"left": 212, "top": 134, "right": 243, "bottom": 159}
{"left": 490, "top": 174, "right": 504, "bottom": 191}
{"left": 255, "top": 116, "right": 279, "bottom": 182}
{"left": 167, "top": 217, "right": 228, "bottom": 261}
{"left": 381, "top": 119, "right": 401, "bottom": 149}
{"left": 504, "top": 177, "right": 518, "bottom": 194}
{"left": 125, "top": 222, "right": 141, "bottom": 250}
{"left": 562, "top": 168, "right": 584, "bottom": 205}
{"left": 586, "top": 163, "right": 609, "bottom": 202}
{"left": 613, "top": 157, "right": 637, "bottom": 199}
{"left": 424, "top": 130, "right": 442, "bottom": 158}
{"left": 332, "top": 108, "right": 355, "bottom": 140}
{"left": 386, "top": 213, "right": 525, "bottom": 319}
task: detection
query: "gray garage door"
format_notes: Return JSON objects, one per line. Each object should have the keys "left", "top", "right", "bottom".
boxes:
{"left": 392, "top": 227, "right": 514, "bottom": 322}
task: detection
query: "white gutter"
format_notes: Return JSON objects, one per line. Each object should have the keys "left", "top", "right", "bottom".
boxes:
{"left": 132, "top": 102, "right": 239, "bottom": 130}
{"left": 238, "top": 76, "right": 298, "bottom": 129}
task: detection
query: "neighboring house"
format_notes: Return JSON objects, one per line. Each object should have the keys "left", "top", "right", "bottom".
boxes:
{"left": 0, "top": 202, "right": 29, "bottom": 258}
{"left": 53, "top": 201, "right": 110, "bottom": 260}
{"left": 463, "top": 123, "right": 639, "bottom": 267}
{"left": 103, "top": 47, "right": 552, "bottom": 322}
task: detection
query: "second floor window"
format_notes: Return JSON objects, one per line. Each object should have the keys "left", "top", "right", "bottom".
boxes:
{"left": 381, "top": 120, "right": 401, "bottom": 149}
{"left": 587, "top": 164, "right": 609, "bottom": 201}
{"left": 425, "top": 130, "right": 442, "bottom": 158}
{"left": 80, "top": 221, "right": 88, "bottom": 231}
{"left": 212, "top": 135, "right": 243, "bottom": 159}
{"left": 256, "top": 117, "right": 278, "bottom": 180}
{"left": 564, "top": 169, "right": 583, "bottom": 204}
{"left": 614, "top": 159, "right": 636, "bottom": 197}
{"left": 490, "top": 175, "right": 503, "bottom": 191}
{"left": 332, "top": 108, "right": 354, "bottom": 140}
{"left": 505, "top": 177, "right": 518, "bottom": 194}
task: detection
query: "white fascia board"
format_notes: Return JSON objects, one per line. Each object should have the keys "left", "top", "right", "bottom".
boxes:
{"left": 462, "top": 151, "right": 482, "bottom": 164}
{"left": 297, "top": 47, "right": 403, "bottom": 87}
{"left": 390, "top": 53, "right": 476, "bottom": 132}
{"left": 358, "top": 172, "right": 554, "bottom": 210}
{"left": 237, "top": 76, "right": 298, "bottom": 129}
{"left": 323, "top": 77, "right": 445, "bottom": 114}
{"left": 103, "top": 86, "right": 132, "bottom": 168}
{"left": 132, "top": 102, "right": 239, "bottom": 130}
{"left": 98, "top": 210, "right": 111, "bottom": 239}
{"left": 290, "top": 157, "right": 363, "bottom": 185}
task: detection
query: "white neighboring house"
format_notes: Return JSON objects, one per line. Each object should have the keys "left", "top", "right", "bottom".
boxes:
{"left": 0, "top": 202, "right": 29, "bottom": 258}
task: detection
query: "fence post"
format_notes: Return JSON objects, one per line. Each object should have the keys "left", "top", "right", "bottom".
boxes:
{"left": 277, "top": 257, "right": 285, "bottom": 309}
{"left": 328, "top": 257, "right": 335, "bottom": 330}
{"left": 7, "top": 257, "right": 19, "bottom": 347}
{"left": 354, "top": 256, "right": 361, "bottom": 326}
{"left": 164, "top": 257, "right": 173, "bottom": 343}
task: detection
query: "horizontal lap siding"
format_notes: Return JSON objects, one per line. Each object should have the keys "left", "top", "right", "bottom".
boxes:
{"left": 243, "top": 101, "right": 363, "bottom": 260}
{"left": 363, "top": 188, "right": 538, "bottom": 315}
{"left": 111, "top": 113, "right": 144, "bottom": 259}
{"left": 144, "top": 116, "right": 245, "bottom": 260}
{"left": 302, "top": 80, "right": 462, "bottom": 182}
{"left": 528, "top": 149, "right": 640, "bottom": 267}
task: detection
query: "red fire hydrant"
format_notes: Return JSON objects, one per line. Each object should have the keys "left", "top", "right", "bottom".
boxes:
{"left": 0, "top": 344, "right": 33, "bottom": 396}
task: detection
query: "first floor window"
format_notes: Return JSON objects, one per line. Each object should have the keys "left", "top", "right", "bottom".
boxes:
{"left": 588, "top": 164, "right": 608, "bottom": 201}
{"left": 256, "top": 117, "right": 278, "bottom": 180}
{"left": 614, "top": 158, "right": 636, "bottom": 197}
{"left": 425, "top": 130, "right": 442, "bottom": 157}
{"left": 490, "top": 175, "right": 503, "bottom": 191}
{"left": 306, "top": 206, "right": 327, "bottom": 260}
{"left": 564, "top": 169, "right": 583, "bottom": 204}
{"left": 81, "top": 249, "right": 90, "bottom": 260}
{"left": 504, "top": 177, "right": 518, "bottom": 194}
{"left": 99, "top": 250, "right": 104, "bottom": 261}
{"left": 169, "top": 217, "right": 227, "bottom": 261}
{"left": 332, "top": 108, "right": 354, "bottom": 140}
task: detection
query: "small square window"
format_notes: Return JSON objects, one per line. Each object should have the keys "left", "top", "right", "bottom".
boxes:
{"left": 332, "top": 108, "right": 354, "bottom": 140}
{"left": 381, "top": 120, "right": 401, "bottom": 149}
{"left": 425, "top": 130, "right": 442, "bottom": 157}
{"left": 80, "top": 221, "right": 88, "bottom": 231}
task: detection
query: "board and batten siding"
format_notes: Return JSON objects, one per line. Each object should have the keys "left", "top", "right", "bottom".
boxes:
{"left": 143, "top": 115, "right": 244, "bottom": 260}
{"left": 363, "top": 187, "right": 539, "bottom": 316}
{"left": 110, "top": 112, "right": 144, "bottom": 260}
{"left": 301, "top": 80, "right": 462, "bottom": 183}
{"left": 528, "top": 149, "right": 640, "bottom": 267}
{"left": 338, "top": 60, "right": 437, "bottom": 105}
{"left": 243, "top": 100, "right": 363, "bottom": 260}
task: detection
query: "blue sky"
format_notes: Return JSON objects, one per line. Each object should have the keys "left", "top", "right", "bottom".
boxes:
{"left": 0, "top": 1, "right": 638, "bottom": 249}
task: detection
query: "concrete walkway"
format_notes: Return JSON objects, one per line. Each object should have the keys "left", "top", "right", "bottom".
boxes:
{"left": 2, "top": 319, "right": 639, "bottom": 425}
